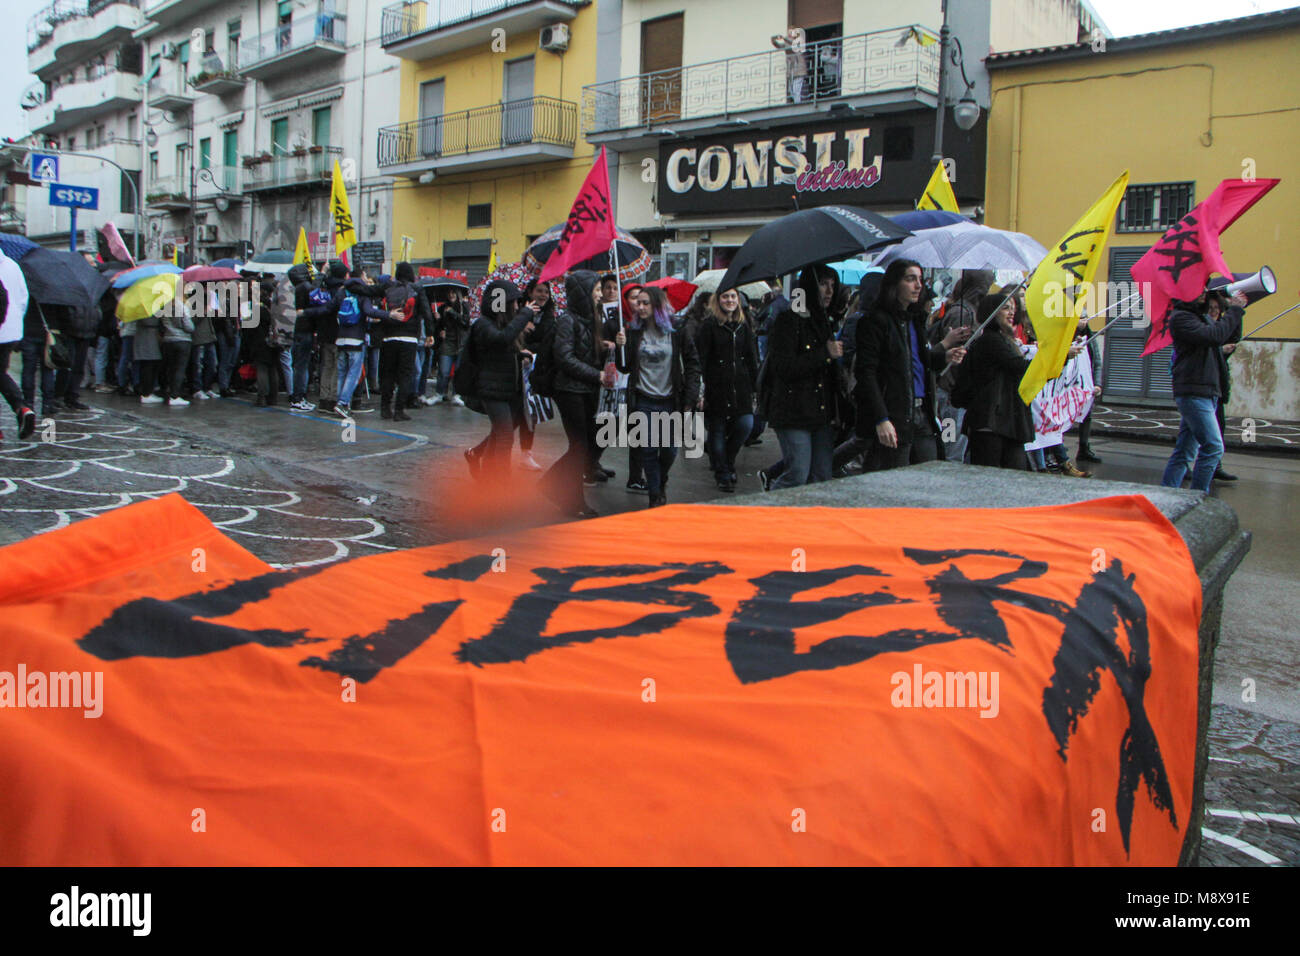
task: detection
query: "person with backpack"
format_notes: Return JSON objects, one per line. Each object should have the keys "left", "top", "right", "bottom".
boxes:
{"left": 287, "top": 264, "right": 318, "bottom": 410}
{"left": 333, "top": 269, "right": 391, "bottom": 418}
{"left": 461, "top": 279, "right": 534, "bottom": 482}
{"left": 378, "top": 267, "right": 421, "bottom": 421}
{"left": 299, "top": 262, "right": 348, "bottom": 413}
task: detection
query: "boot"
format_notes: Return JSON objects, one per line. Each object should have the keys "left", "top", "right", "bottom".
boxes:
{"left": 381, "top": 403, "right": 392, "bottom": 420}
{"left": 393, "top": 407, "right": 411, "bottom": 422}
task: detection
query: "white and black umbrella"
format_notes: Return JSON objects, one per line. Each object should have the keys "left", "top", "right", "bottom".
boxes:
{"left": 873, "top": 220, "right": 1048, "bottom": 272}
{"left": 718, "top": 206, "right": 910, "bottom": 292}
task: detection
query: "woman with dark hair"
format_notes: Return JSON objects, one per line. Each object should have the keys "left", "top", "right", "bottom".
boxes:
{"left": 613, "top": 285, "right": 701, "bottom": 507}
{"left": 463, "top": 279, "right": 534, "bottom": 483}
{"left": 696, "top": 288, "right": 759, "bottom": 491}
{"left": 855, "top": 259, "right": 969, "bottom": 470}
{"left": 608, "top": 281, "right": 645, "bottom": 492}
{"left": 515, "top": 277, "right": 556, "bottom": 470}
{"left": 540, "top": 270, "right": 604, "bottom": 517}
{"left": 765, "top": 264, "right": 841, "bottom": 488}
{"left": 431, "top": 288, "right": 469, "bottom": 406}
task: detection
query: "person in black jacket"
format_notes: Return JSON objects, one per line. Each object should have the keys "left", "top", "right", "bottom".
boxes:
{"left": 855, "top": 259, "right": 970, "bottom": 471}
{"left": 377, "top": 270, "right": 422, "bottom": 421}
{"left": 287, "top": 263, "right": 318, "bottom": 410}
{"left": 433, "top": 289, "right": 470, "bottom": 406}
{"left": 539, "top": 270, "right": 604, "bottom": 517}
{"left": 309, "top": 261, "right": 349, "bottom": 413}
{"left": 613, "top": 285, "right": 702, "bottom": 507}
{"left": 334, "top": 270, "right": 393, "bottom": 417}
{"left": 696, "top": 288, "right": 758, "bottom": 492}
{"left": 1209, "top": 294, "right": 1244, "bottom": 482}
{"left": 515, "top": 277, "right": 556, "bottom": 470}
{"left": 1159, "top": 288, "right": 1246, "bottom": 492}
{"left": 463, "top": 279, "right": 533, "bottom": 483}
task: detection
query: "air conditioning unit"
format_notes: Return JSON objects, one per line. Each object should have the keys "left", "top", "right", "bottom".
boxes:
{"left": 199, "top": 224, "right": 219, "bottom": 242}
{"left": 539, "top": 24, "right": 569, "bottom": 53}
{"left": 160, "top": 41, "right": 179, "bottom": 59}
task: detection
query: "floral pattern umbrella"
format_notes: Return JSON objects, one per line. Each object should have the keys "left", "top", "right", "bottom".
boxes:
{"left": 522, "top": 224, "right": 652, "bottom": 283}
{"left": 469, "top": 261, "right": 568, "bottom": 322}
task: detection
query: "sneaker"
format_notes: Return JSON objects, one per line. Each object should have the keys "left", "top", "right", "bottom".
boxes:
{"left": 18, "top": 406, "right": 36, "bottom": 440}
{"left": 430, "top": 394, "right": 444, "bottom": 405}
{"left": 1213, "top": 468, "right": 1239, "bottom": 482}
{"left": 291, "top": 399, "right": 315, "bottom": 411}
{"left": 140, "top": 394, "right": 164, "bottom": 405}
{"left": 192, "top": 391, "right": 209, "bottom": 401}
{"left": 758, "top": 469, "right": 770, "bottom": 492}
{"left": 519, "top": 452, "right": 543, "bottom": 471}
{"left": 92, "top": 383, "right": 115, "bottom": 393}
{"left": 418, "top": 395, "right": 435, "bottom": 406}
{"left": 169, "top": 397, "right": 191, "bottom": 407}
{"left": 450, "top": 395, "right": 466, "bottom": 407}
{"left": 334, "top": 404, "right": 353, "bottom": 419}
{"left": 393, "top": 408, "right": 411, "bottom": 422}
{"left": 583, "top": 474, "right": 598, "bottom": 487}
{"left": 1076, "top": 448, "right": 1102, "bottom": 464}
{"left": 626, "top": 479, "right": 648, "bottom": 493}
{"left": 1062, "top": 461, "right": 1091, "bottom": 478}
{"left": 64, "top": 399, "right": 90, "bottom": 411}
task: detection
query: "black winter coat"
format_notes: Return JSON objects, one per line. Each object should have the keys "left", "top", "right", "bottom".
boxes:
{"left": 767, "top": 306, "right": 838, "bottom": 430}
{"left": 855, "top": 300, "right": 947, "bottom": 445}
{"left": 959, "top": 330, "right": 1034, "bottom": 444}
{"left": 615, "top": 322, "right": 702, "bottom": 413}
{"left": 470, "top": 310, "right": 533, "bottom": 402}
{"left": 552, "top": 271, "right": 603, "bottom": 395}
{"left": 437, "top": 301, "right": 470, "bottom": 354}
{"left": 696, "top": 318, "right": 758, "bottom": 420}
{"left": 1169, "top": 306, "right": 1237, "bottom": 399}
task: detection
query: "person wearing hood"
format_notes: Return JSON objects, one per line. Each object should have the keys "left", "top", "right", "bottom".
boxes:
{"left": 540, "top": 270, "right": 604, "bottom": 517}
{"left": 287, "top": 263, "right": 318, "bottom": 410}
{"left": 334, "top": 269, "right": 391, "bottom": 417}
{"left": 764, "top": 264, "right": 843, "bottom": 489}
{"left": 463, "top": 279, "right": 534, "bottom": 482}
{"left": 300, "top": 261, "right": 348, "bottom": 413}
{"left": 856, "top": 259, "right": 970, "bottom": 471}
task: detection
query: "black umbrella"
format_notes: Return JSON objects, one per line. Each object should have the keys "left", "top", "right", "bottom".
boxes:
{"left": 19, "top": 247, "right": 113, "bottom": 319}
{"left": 718, "top": 206, "right": 910, "bottom": 292}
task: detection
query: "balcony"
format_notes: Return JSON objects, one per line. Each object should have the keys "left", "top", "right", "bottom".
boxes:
{"left": 381, "top": 0, "right": 582, "bottom": 61}
{"left": 242, "top": 146, "right": 343, "bottom": 193}
{"left": 582, "top": 26, "right": 940, "bottom": 149}
{"left": 28, "top": 68, "right": 142, "bottom": 135}
{"left": 146, "top": 73, "right": 194, "bottom": 112}
{"left": 27, "top": 1, "right": 142, "bottom": 75}
{"left": 237, "top": 15, "right": 346, "bottom": 80}
{"left": 188, "top": 69, "right": 245, "bottom": 96}
{"left": 140, "top": 0, "right": 227, "bottom": 30}
{"left": 145, "top": 174, "right": 187, "bottom": 210}
{"left": 194, "top": 164, "right": 241, "bottom": 200}
{"left": 377, "top": 96, "right": 577, "bottom": 177}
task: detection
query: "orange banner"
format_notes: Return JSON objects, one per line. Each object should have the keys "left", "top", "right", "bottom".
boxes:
{"left": 0, "top": 494, "right": 1200, "bottom": 865}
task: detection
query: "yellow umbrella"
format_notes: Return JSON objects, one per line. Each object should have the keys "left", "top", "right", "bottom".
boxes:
{"left": 116, "top": 273, "right": 183, "bottom": 322}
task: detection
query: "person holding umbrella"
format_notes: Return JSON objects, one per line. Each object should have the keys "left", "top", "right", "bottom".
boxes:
{"left": 856, "top": 260, "right": 970, "bottom": 471}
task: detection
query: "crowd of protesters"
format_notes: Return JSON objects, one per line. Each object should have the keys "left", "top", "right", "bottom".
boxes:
{"left": 1, "top": 252, "right": 1242, "bottom": 512}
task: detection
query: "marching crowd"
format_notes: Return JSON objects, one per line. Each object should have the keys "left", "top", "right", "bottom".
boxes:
{"left": 0, "top": 253, "right": 1242, "bottom": 515}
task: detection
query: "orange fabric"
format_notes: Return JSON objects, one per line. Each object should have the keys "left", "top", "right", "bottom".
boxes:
{"left": 0, "top": 493, "right": 1200, "bottom": 865}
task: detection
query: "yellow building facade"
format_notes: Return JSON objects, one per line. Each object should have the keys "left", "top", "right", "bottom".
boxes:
{"left": 379, "top": 1, "right": 600, "bottom": 279}
{"left": 985, "top": 10, "right": 1300, "bottom": 419}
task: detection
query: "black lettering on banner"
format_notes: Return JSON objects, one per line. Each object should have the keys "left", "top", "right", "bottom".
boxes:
{"left": 556, "top": 184, "right": 610, "bottom": 252}
{"left": 456, "top": 561, "right": 731, "bottom": 667}
{"left": 1153, "top": 213, "right": 1203, "bottom": 283}
{"left": 1054, "top": 228, "right": 1104, "bottom": 283}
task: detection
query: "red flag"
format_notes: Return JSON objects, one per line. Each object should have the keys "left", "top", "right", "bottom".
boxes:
{"left": 1134, "top": 178, "right": 1278, "bottom": 354}
{"left": 539, "top": 146, "right": 616, "bottom": 282}
{"left": 98, "top": 221, "right": 134, "bottom": 267}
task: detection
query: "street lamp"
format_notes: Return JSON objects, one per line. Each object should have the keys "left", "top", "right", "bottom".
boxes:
{"left": 930, "top": 0, "right": 982, "bottom": 165}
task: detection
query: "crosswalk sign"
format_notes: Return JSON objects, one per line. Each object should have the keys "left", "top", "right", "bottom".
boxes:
{"left": 29, "top": 153, "right": 58, "bottom": 185}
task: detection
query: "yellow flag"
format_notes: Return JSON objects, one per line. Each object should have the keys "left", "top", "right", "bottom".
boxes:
{"left": 487, "top": 244, "right": 497, "bottom": 274}
{"left": 1019, "top": 170, "right": 1129, "bottom": 404}
{"left": 294, "top": 227, "right": 317, "bottom": 279}
{"left": 917, "top": 161, "right": 959, "bottom": 212}
{"left": 331, "top": 160, "right": 356, "bottom": 257}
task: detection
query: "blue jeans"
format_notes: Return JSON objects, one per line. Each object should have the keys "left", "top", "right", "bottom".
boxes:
{"left": 216, "top": 329, "right": 240, "bottom": 390}
{"left": 633, "top": 393, "right": 679, "bottom": 496}
{"left": 291, "top": 331, "right": 314, "bottom": 400}
{"left": 190, "top": 342, "right": 218, "bottom": 392}
{"left": 279, "top": 347, "right": 293, "bottom": 394}
{"left": 336, "top": 347, "right": 366, "bottom": 406}
{"left": 436, "top": 351, "right": 455, "bottom": 396}
{"left": 92, "top": 335, "right": 111, "bottom": 385}
{"left": 20, "top": 337, "right": 55, "bottom": 410}
{"left": 366, "top": 341, "right": 381, "bottom": 394}
{"left": 1161, "top": 395, "right": 1223, "bottom": 492}
{"left": 707, "top": 413, "right": 754, "bottom": 480}
{"left": 116, "top": 335, "right": 137, "bottom": 389}
{"left": 771, "top": 424, "right": 833, "bottom": 489}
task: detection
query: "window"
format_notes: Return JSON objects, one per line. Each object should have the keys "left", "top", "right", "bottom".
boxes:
{"left": 120, "top": 169, "right": 140, "bottom": 214}
{"left": 1117, "top": 182, "right": 1194, "bottom": 233}
{"left": 127, "top": 112, "right": 137, "bottom": 140}
{"left": 312, "top": 107, "right": 331, "bottom": 147}
{"left": 271, "top": 117, "right": 289, "bottom": 156}
{"left": 199, "top": 137, "right": 211, "bottom": 169}
{"left": 227, "top": 18, "right": 241, "bottom": 69}
{"left": 149, "top": 151, "right": 158, "bottom": 181}
{"left": 467, "top": 203, "right": 492, "bottom": 228}
{"left": 223, "top": 129, "right": 237, "bottom": 166}
{"left": 68, "top": 136, "right": 75, "bottom": 151}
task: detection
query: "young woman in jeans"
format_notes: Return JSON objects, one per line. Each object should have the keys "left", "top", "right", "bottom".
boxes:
{"left": 614, "top": 286, "right": 701, "bottom": 507}
{"left": 463, "top": 279, "right": 533, "bottom": 483}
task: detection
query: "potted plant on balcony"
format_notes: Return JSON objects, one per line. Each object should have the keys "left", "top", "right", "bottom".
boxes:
{"left": 308, "top": 144, "right": 323, "bottom": 155}
{"left": 292, "top": 145, "right": 307, "bottom": 158}
{"left": 241, "top": 154, "right": 262, "bottom": 168}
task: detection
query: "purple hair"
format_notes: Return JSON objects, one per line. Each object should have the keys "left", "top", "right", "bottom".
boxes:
{"left": 630, "top": 286, "right": 675, "bottom": 333}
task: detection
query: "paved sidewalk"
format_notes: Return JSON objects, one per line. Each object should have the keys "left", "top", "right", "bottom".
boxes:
{"left": 1092, "top": 403, "right": 1300, "bottom": 453}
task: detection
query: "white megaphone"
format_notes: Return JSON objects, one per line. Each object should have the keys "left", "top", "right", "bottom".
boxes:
{"left": 1224, "top": 266, "right": 1277, "bottom": 299}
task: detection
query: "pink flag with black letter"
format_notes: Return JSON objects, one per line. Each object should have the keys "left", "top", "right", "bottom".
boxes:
{"left": 98, "top": 221, "right": 135, "bottom": 267}
{"left": 539, "top": 146, "right": 617, "bottom": 282}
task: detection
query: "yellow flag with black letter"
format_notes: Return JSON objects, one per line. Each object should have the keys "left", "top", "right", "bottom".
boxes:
{"left": 917, "top": 161, "right": 959, "bottom": 212}
{"left": 294, "top": 227, "right": 317, "bottom": 279}
{"left": 1019, "top": 170, "right": 1129, "bottom": 404}
{"left": 331, "top": 160, "right": 356, "bottom": 258}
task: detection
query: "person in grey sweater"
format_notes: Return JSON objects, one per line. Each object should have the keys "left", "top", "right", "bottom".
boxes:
{"left": 160, "top": 306, "right": 194, "bottom": 406}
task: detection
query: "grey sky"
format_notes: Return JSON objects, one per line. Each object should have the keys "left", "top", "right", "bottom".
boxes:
{"left": 2, "top": 0, "right": 1295, "bottom": 141}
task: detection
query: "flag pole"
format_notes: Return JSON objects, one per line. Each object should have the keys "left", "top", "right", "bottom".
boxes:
{"left": 939, "top": 279, "right": 1026, "bottom": 376}
{"left": 1242, "top": 301, "right": 1300, "bottom": 340}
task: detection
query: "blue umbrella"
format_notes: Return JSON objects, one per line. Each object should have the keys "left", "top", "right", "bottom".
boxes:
{"left": 827, "top": 259, "right": 883, "bottom": 286}
{"left": 0, "top": 233, "right": 39, "bottom": 260}
{"left": 211, "top": 257, "right": 243, "bottom": 269}
{"left": 111, "top": 261, "right": 183, "bottom": 289}
{"left": 890, "top": 210, "right": 968, "bottom": 231}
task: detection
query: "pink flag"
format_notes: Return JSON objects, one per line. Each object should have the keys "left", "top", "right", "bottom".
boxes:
{"left": 539, "top": 146, "right": 617, "bottom": 282}
{"left": 1134, "top": 178, "right": 1278, "bottom": 354}
{"left": 99, "top": 222, "right": 135, "bottom": 267}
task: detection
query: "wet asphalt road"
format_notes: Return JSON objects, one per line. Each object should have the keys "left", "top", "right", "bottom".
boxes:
{"left": 1, "top": 391, "right": 1295, "bottom": 866}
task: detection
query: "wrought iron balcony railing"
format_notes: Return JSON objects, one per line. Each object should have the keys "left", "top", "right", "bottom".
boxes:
{"left": 377, "top": 95, "right": 577, "bottom": 167}
{"left": 380, "top": 0, "right": 579, "bottom": 46}
{"left": 243, "top": 145, "right": 343, "bottom": 191}
{"left": 27, "top": 0, "right": 138, "bottom": 53}
{"left": 582, "top": 26, "right": 940, "bottom": 135}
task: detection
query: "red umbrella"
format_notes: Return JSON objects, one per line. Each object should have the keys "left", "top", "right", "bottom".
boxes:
{"left": 183, "top": 265, "right": 242, "bottom": 283}
{"left": 645, "top": 277, "right": 698, "bottom": 312}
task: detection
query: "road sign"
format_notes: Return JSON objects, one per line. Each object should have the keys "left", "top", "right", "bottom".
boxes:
{"left": 48, "top": 184, "right": 99, "bottom": 210}
{"left": 29, "top": 152, "right": 58, "bottom": 185}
